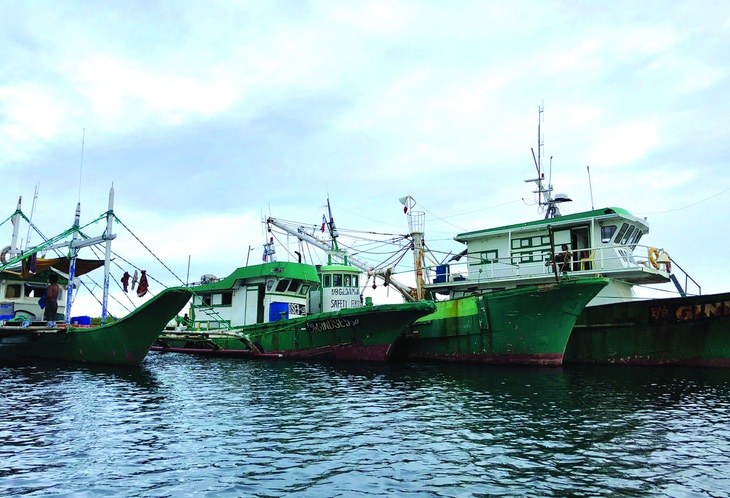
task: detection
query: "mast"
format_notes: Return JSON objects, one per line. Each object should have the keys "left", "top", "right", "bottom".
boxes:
{"left": 401, "top": 196, "right": 426, "bottom": 300}
{"left": 525, "top": 104, "right": 571, "bottom": 219}
{"left": 266, "top": 216, "right": 416, "bottom": 302}
{"left": 101, "top": 185, "right": 114, "bottom": 323}
{"left": 10, "top": 197, "right": 22, "bottom": 260}
{"left": 64, "top": 202, "right": 81, "bottom": 324}
{"left": 24, "top": 186, "right": 39, "bottom": 249}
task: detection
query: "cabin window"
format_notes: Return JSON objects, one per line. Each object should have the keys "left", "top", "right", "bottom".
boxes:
{"left": 333, "top": 274, "right": 343, "bottom": 287}
{"left": 323, "top": 275, "right": 331, "bottom": 288}
{"left": 202, "top": 294, "right": 212, "bottom": 306}
{"left": 601, "top": 225, "right": 617, "bottom": 243}
{"left": 352, "top": 275, "right": 359, "bottom": 287}
{"left": 275, "top": 279, "right": 290, "bottom": 292}
{"left": 478, "top": 250, "right": 499, "bottom": 265}
{"left": 212, "top": 292, "right": 233, "bottom": 306}
{"left": 343, "top": 275, "right": 351, "bottom": 287}
{"left": 4, "top": 284, "right": 21, "bottom": 299}
{"left": 266, "top": 279, "right": 275, "bottom": 291}
{"left": 630, "top": 229, "right": 643, "bottom": 248}
{"left": 300, "top": 284, "right": 310, "bottom": 295}
{"left": 620, "top": 225, "right": 636, "bottom": 245}
{"left": 287, "top": 281, "right": 301, "bottom": 293}
{"left": 24, "top": 284, "right": 46, "bottom": 298}
{"left": 613, "top": 223, "right": 629, "bottom": 245}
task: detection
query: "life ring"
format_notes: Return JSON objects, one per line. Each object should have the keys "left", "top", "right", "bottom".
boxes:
{"left": 648, "top": 247, "right": 660, "bottom": 269}
{"left": 0, "top": 245, "right": 11, "bottom": 264}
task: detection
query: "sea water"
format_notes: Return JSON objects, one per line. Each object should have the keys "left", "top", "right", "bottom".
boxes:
{"left": 2, "top": 354, "right": 730, "bottom": 497}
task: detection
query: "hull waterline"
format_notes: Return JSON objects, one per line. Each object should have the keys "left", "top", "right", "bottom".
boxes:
{"left": 567, "top": 292, "right": 730, "bottom": 367}
{"left": 397, "top": 277, "right": 609, "bottom": 366}
{"left": 155, "top": 301, "right": 436, "bottom": 363}
{"left": 0, "top": 287, "right": 192, "bottom": 367}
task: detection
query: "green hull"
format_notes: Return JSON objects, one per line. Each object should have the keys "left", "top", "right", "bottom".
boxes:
{"left": 566, "top": 291, "right": 730, "bottom": 367}
{"left": 398, "top": 277, "right": 609, "bottom": 366}
{"left": 155, "top": 301, "right": 436, "bottom": 362}
{"left": 0, "top": 287, "right": 192, "bottom": 367}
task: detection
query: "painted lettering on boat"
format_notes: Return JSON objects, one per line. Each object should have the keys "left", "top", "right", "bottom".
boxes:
{"left": 307, "top": 318, "right": 360, "bottom": 333}
{"left": 289, "top": 303, "right": 306, "bottom": 316}
{"left": 330, "top": 288, "right": 360, "bottom": 296}
{"left": 330, "top": 299, "right": 362, "bottom": 309}
{"left": 649, "top": 301, "right": 730, "bottom": 323}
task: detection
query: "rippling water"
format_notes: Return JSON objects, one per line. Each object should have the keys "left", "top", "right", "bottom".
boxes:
{"left": 2, "top": 354, "right": 730, "bottom": 497}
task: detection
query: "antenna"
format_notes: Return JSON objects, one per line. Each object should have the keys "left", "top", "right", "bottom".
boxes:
{"left": 24, "top": 184, "right": 40, "bottom": 249}
{"left": 78, "top": 129, "right": 85, "bottom": 203}
{"left": 587, "top": 165, "right": 595, "bottom": 209}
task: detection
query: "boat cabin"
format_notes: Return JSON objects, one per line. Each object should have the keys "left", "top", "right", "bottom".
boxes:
{"left": 309, "top": 263, "right": 362, "bottom": 314}
{"left": 0, "top": 269, "right": 68, "bottom": 321}
{"left": 189, "top": 261, "right": 364, "bottom": 330}
{"left": 425, "top": 207, "right": 671, "bottom": 304}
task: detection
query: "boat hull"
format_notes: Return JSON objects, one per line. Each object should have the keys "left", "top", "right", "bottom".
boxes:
{"left": 154, "top": 301, "right": 436, "bottom": 362}
{"left": 397, "top": 277, "right": 609, "bottom": 366}
{"left": 566, "top": 292, "right": 730, "bottom": 367}
{"left": 0, "top": 287, "right": 192, "bottom": 367}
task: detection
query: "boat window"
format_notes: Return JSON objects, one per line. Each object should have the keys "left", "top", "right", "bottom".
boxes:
{"left": 4, "top": 284, "right": 21, "bottom": 299}
{"left": 202, "top": 294, "right": 212, "bottom": 306}
{"left": 352, "top": 275, "right": 359, "bottom": 287}
{"left": 221, "top": 292, "right": 232, "bottom": 305}
{"left": 300, "top": 284, "right": 310, "bottom": 295}
{"left": 613, "top": 223, "right": 629, "bottom": 244}
{"left": 620, "top": 225, "right": 636, "bottom": 245}
{"left": 275, "top": 279, "right": 290, "bottom": 292}
{"left": 287, "top": 281, "right": 301, "bottom": 293}
{"left": 630, "top": 229, "right": 643, "bottom": 248}
{"left": 601, "top": 225, "right": 617, "bottom": 243}
{"left": 333, "top": 274, "right": 343, "bottom": 287}
{"left": 323, "top": 275, "right": 331, "bottom": 288}
{"left": 24, "top": 284, "right": 45, "bottom": 298}
{"left": 343, "top": 275, "right": 351, "bottom": 287}
{"left": 479, "top": 250, "right": 499, "bottom": 265}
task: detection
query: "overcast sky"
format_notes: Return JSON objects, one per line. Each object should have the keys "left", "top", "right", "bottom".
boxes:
{"left": 2, "top": 1, "right": 729, "bottom": 317}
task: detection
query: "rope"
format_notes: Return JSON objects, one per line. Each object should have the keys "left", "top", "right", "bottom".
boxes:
{"left": 111, "top": 214, "right": 186, "bottom": 286}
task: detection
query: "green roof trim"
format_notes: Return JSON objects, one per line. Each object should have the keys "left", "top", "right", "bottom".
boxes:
{"left": 193, "top": 262, "right": 320, "bottom": 291}
{"left": 455, "top": 207, "right": 640, "bottom": 240}
{"left": 318, "top": 264, "right": 361, "bottom": 273}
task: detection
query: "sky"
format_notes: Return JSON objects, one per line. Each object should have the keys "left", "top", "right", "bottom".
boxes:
{"left": 1, "top": 0, "right": 729, "bottom": 317}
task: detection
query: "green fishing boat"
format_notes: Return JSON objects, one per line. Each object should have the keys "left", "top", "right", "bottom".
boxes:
{"left": 153, "top": 231, "right": 436, "bottom": 362}
{"left": 267, "top": 200, "right": 608, "bottom": 366}
{"left": 1, "top": 287, "right": 192, "bottom": 366}
{"left": 0, "top": 188, "right": 193, "bottom": 367}
{"left": 449, "top": 105, "right": 730, "bottom": 367}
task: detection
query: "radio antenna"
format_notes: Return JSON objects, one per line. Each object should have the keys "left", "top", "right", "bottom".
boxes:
{"left": 587, "top": 165, "right": 595, "bottom": 209}
{"left": 78, "top": 129, "right": 85, "bottom": 203}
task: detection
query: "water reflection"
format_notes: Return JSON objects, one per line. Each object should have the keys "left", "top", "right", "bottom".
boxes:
{"left": 2, "top": 356, "right": 730, "bottom": 496}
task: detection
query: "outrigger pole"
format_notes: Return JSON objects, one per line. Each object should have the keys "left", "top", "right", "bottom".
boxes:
{"left": 101, "top": 185, "right": 115, "bottom": 323}
{"left": 64, "top": 202, "right": 82, "bottom": 324}
{"left": 9, "top": 197, "right": 22, "bottom": 261}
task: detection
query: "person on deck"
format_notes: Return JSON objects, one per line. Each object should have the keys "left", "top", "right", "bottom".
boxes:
{"left": 555, "top": 244, "right": 572, "bottom": 273}
{"left": 44, "top": 273, "right": 61, "bottom": 327}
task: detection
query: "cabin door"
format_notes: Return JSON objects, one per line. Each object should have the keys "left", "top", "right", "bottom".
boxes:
{"left": 570, "top": 226, "right": 591, "bottom": 271}
{"left": 243, "top": 286, "right": 260, "bottom": 326}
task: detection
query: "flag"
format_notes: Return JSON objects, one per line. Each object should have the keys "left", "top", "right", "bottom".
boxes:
{"left": 321, "top": 214, "right": 326, "bottom": 232}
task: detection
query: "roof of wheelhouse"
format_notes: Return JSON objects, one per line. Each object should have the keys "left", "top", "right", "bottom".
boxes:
{"left": 455, "top": 207, "right": 646, "bottom": 242}
{"left": 194, "top": 262, "right": 320, "bottom": 292}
